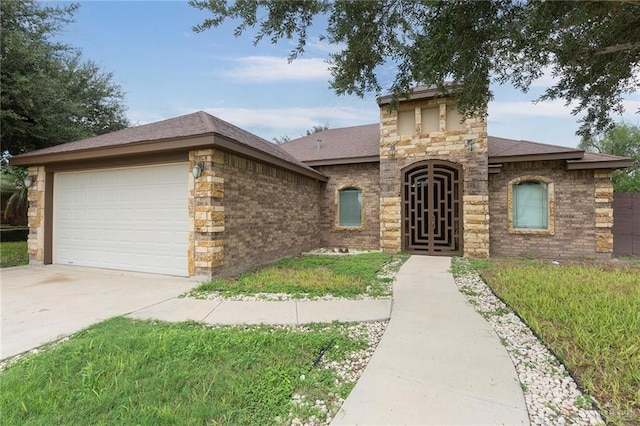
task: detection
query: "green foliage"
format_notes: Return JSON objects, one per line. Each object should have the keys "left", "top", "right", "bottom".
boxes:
{"left": 0, "top": 241, "right": 28, "bottom": 268}
{"left": 580, "top": 123, "right": 640, "bottom": 192}
{"left": 484, "top": 261, "right": 640, "bottom": 424}
{"left": 188, "top": 253, "right": 407, "bottom": 299}
{"left": 190, "top": 0, "right": 640, "bottom": 138}
{"left": 305, "top": 124, "right": 330, "bottom": 136}
{"left": 0, "top": 166, "right": 28, "bottom": 225}
{"left": 272, "top": 134, "right": 291, "bottom": 144}
{"left": 0, "top": 0, "right": 129, "bottom": 155}
{"left": 273, "top": 124, "right": 330, "bottom": 144}
{"left": 0, "top": 318, "right": 367, "bottom": 425}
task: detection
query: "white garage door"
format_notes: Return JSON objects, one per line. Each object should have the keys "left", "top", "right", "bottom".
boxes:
{"left": 53, "top": 163, "right": 189, "bottom": 276}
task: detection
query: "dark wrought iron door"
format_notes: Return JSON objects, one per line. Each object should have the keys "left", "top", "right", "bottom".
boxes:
{"left": 403, "top": 161, "right": 462, "bottom": 255}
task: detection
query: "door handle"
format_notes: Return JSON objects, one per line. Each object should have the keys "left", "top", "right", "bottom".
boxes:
{"left": 432, "top": 214, "right": 436, "bottom": 230}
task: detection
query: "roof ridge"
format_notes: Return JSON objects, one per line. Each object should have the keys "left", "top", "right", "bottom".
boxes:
{"left": 489, "top": 135, "right": 583, "bottom": 152}
{"left": 194, "top": 110, "right": 218, "bottom": 133}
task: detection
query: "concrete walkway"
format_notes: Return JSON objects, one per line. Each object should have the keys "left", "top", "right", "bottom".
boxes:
{"left": 128, "top": 298, "right": 391, "bottom": 325}
{"left": 331, "top": 256, "right": 530, "bottom": 425}
{"left": 4, "top": 258, "right": 529, "bottom": 425}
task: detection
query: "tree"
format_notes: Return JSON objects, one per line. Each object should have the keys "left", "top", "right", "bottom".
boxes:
{"left": 305, "top": 124, "right": 330, "bottom": 136}
{"left": 272, "top": 135, "right": 291, "bottom": 144}
{"left": 0, "top": 0, "right": 129, "bottom": 155}
{"left": 272, "top": 124, "right": 329, "bottom": 144}
{"left": 0, "top": 165, "right": 28, "bottom": 225}
{"left": 579, "top": 123, "right": 640, "bottom": 192}
{"left": 189, "top": 0, "right": 640, "bottom": 138}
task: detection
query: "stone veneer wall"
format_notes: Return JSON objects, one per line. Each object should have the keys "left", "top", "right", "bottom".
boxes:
{"left": 488, "top": 161, "right": 613, "bottom": 259}
{"left": 314, "top": 163, "right": 380, "bottom": 250}
{"left": 189, "top": 149, "right": 225, "bottom": 277}
{"left": 203, "top": 151, "right": 322, "bottom": 277}
{"left": 26, "top": 165, "right": 45, "bottom": 264}
{"left": 594, "top": 170, "right": 614, "bottom": 255}
{"left": 379, "top": 99, "right": 490, "bottom": 257}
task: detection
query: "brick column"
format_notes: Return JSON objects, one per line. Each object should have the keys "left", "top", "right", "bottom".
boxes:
{"left": 26, "top": 166, "right": 45, "bottom": 264}
{"left": 594, "top": 170, "right": 614, "bottom": 256}
{"left": 463, "top": 195, "right": 490, "bottom": 257}
{"left": 189, "top": 149, "right": 225, "bottom": 277}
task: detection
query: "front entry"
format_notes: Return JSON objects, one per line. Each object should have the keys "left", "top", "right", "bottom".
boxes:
{"left": 402, "top": 160, "right": 462, "bottom": 255}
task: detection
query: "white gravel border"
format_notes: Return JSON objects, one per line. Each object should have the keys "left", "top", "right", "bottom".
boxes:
{"left": 453, "top": 263, "right": 604, "bottom": 425}
{"left": 273, "top": 321, "right": 388, "bottom": 426}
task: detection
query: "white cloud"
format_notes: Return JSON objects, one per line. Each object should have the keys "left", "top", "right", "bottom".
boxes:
{"left": 198, "top": 105, "right": 378, "bottom": 140}
{"left": 620, "top": 99, "right": 640, "bottom": 123}
{"left": 127, "top": 110, "right": 175, "bottom": 126}
{"left": 305, "top": 37, "right": 344, "bottom": 55}
{"left": 222, "top": 56, "right": 331, "bottom": 82}
{"left": 528, "top": 66, "right": 560, "bottom": 88}
{"left": 489, "top": 97, "right": 640, "bottom": 123}
{"left": 488, "top": 99, "right": 577, "bottom": 121}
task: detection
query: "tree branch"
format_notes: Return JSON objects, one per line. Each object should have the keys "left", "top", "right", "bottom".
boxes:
{"left": 592, "top": 42, "right": 640, "bottom": 56}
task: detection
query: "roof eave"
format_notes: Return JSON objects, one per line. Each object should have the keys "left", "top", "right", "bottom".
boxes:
{"left": 10, "top": 133, "right": 328, "bottom": 182}
{"left": 566, "top": 159, "right": 634, "bottom": 170}
{"left": 378, "top": 84, "right": 463, "bottom": 105}
{"left": 304, "top": 155, "right": 380, "bottom": 166}
{"left": 489, "top": 152, "right": 584, "bottom": 164}
{"left": 9, "top": 134, "right": 216, "bottom": 166}
{"left": 488, "top": 164, "right": 502, "bottom": 174}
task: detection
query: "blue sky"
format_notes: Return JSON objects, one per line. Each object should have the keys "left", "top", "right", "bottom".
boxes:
{"left": 52, "top": 0, "right": 640, "bottom": 148}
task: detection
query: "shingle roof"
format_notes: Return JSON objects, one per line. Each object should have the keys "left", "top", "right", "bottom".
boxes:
{"left": 13, "top": 114, "right": 631, "bottom": 173}
{"left": 279, "top": 124, "right": 380, "bottom": 164}
{"left": 280, "top": 125, "right": 632, "bottom": 169}
{"left": 487, "top": 136, "right": 583, "bottom": 160}
{"left": 11, "top": 111, "right": 326, "bottom": 180}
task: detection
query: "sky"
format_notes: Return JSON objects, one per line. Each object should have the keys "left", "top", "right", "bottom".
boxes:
{"left": 50, "top": 0, "right": 640, "bottom": 148}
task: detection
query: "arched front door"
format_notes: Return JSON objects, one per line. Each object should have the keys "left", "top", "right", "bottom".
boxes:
{"left": 402, "top": 160, "right": 462, "bottom": 255}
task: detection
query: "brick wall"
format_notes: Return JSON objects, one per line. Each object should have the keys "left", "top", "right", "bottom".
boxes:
{"left": 314, "top": 162, "right": 380, "bottom": 250}
{"left": 213, "top": 152, "right": 323, "bottom": 277}
{"left": 489, "top": 161, "right": 612, "bottom": 259}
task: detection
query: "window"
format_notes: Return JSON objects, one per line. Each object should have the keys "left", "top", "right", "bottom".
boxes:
{"left": 338, "top": 187, "right": 362, "bottom": 227}
{"left": 508, "top": 177, "right": 554, "bottom": 235}
{"left": 420, "top": 107, "right": 439, "bottom": 133}
{"left": 445, "top": 107, "right": 465, "bottom": 131}
{"left": 397, "top": 110, "right": 415, "bottom": 136}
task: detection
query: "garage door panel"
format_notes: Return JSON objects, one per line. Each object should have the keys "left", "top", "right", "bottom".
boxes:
{"left": 54, "top": 163, "right": 189, "bottom": 276}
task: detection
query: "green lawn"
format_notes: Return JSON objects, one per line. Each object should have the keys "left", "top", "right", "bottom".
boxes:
{"left": 0, "top": 317, "right": 373, "bottom": 425}
{"left": 0, "top": 241, "right": 28, "bottom": 268}
{"left": 477, "top": 259, "right": 640, "bottom": 425}
{"left": 188, "top": 252, "right": 409, "bottom": 299}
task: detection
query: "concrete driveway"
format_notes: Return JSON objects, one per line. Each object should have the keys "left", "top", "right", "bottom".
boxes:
{"left": 1, "top": 265, "right": 196, "bottom": 360}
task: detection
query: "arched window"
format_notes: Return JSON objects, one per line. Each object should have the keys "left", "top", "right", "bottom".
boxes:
{"left": 338, "top": 187, "right": 362, "bottom": 227}
{"left": 508, "top": 177, "right": 554, "bottom": 234}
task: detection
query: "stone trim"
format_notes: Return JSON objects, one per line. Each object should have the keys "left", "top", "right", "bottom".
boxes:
{"left": 335, "top": 184, "right": 366, "bottom": 230}
{"left": 507, "top": 176, "right": 555, "bottom": 236}
{"left": 380, "top": 196, "right": 401, "bottom": 253}
{"left": 594, "top": 170, "right": 614, "bottom": 253}
{"left": 26, "top": 166, "right": 45, "bottom": 264}
{"left": 463, "top": 195, "right": 490, "bottom": 258}
{"left": 189, "top": 148, "right": 225, "bottom": 277}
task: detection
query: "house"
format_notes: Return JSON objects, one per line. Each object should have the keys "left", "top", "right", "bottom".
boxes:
{"left": 11, "top": 87, "right": 633, "bottom": 277}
